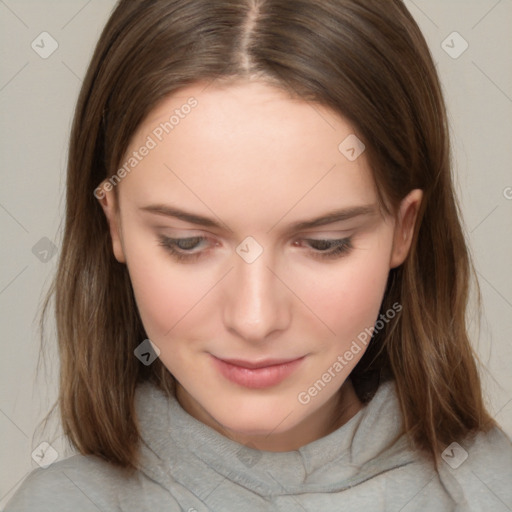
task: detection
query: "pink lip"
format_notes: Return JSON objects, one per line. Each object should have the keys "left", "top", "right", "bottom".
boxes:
{"left": 211, "top": 355, "right": 305, "bottom": 389}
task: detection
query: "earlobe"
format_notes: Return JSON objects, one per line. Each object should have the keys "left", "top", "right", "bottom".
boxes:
{"left": 389, "top": 189, "right": 423, "bottom": 268}
{"left": 96, "top": 183, "right": 126, "bottom": 264}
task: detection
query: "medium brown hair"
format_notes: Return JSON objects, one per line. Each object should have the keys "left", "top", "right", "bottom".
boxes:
{"left": 39, "top": 0, "right": 496, "bottom": 472}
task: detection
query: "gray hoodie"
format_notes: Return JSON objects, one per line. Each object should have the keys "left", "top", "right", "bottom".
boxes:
{"left": 4, "top": 379, "right": 512, "bottom": 511}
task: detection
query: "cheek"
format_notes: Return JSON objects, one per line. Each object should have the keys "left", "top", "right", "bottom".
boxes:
{"left": 123, "top": 221, "right": 394, "bottom": 353}
{"left": 122, "top": 239, "right": 204, "bottom": 340}
{"left": 297, "top": 232, "right": 393, "bottom": 342}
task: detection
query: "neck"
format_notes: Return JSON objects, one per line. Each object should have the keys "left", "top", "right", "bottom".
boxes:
{"left": 177, "top": 378, "right": 363, "bottom": 452}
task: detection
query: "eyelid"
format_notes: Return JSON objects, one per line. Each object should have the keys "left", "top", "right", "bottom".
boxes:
{"left": 159, "top": 234, "right": 212, "bottom": 247}
{"left": 297, "top": 236, "right": 353, "bottom": 253}
{"left": 157, "top": 233, "right": 354, "bottom": 263}
{"left": 158, "top": 233, "right": 350, "bottom": 248}
{"left": 157, "top": 235, "right": 212, "bottom": 263}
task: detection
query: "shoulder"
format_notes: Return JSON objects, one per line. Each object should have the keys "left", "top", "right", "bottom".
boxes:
{"left": 439, "top": 426, "right": 512, "bottom": 510}
{"left": 4, "top": 454, "right": 128, "bottom": 511}
{"left": 3, "top": 453, "right": 181, "bottom": 512}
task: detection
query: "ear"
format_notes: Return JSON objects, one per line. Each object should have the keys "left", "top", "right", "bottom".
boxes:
{"left": 389, "top": 189, "right": 423, "bottom": 269}
{"left": 96, "top": 182, "right": 126, "bottom": 263}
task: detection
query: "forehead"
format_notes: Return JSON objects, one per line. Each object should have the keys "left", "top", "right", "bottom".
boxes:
{"left": 118, "top": 80, "right": 377, "bottom": 229}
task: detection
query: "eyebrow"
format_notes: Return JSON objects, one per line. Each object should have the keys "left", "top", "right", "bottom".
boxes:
{"left": 139, "top": 204, "right": 378, "bottom": 232}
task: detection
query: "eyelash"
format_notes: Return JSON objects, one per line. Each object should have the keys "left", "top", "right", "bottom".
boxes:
{"left": 157, "top": 235, "right": 353, "bottom": 262}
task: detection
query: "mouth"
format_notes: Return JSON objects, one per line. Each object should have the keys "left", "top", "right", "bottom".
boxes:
{"left": 211, "top": 355, "right": 305, "bottom": 389}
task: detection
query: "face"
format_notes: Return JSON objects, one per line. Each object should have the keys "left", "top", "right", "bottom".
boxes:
{"left": 99, "top": 80, "right": 421, "bottom": 450}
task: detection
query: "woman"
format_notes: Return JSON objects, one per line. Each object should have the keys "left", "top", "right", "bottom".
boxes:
{"left": 6, "top": 0, "right": 511, "bottom": 510}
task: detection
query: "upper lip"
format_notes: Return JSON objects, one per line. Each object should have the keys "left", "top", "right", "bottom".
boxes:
{"left": 213, "top": 356, "right": 304, "bottom": 369}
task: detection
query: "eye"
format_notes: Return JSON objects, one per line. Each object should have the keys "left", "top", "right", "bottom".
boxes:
{"left": 297, "top": 237, "right": 353, "bottom": 260}
{"left": 158, "top": 235, "right": 353, "bottom": 263}
{"left": 158, "top": 235, "right": 211, "bottom": 262}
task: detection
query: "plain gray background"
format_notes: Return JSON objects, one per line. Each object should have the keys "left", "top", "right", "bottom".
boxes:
{"left": 1, "top": 0, "right": 511, "bottom": 507}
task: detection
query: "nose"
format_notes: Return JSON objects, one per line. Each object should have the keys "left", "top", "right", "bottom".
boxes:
{"left": 222, "top": 247, "right": 291, "bottom": 343}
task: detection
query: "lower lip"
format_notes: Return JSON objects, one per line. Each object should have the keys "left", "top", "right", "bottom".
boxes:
{"left": 212, "top": 356, "right": 304, "bottom": 389}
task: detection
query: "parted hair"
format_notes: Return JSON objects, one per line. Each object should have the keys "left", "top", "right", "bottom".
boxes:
{"left": 39, "top": 0, "right": 496, "bottom": 472}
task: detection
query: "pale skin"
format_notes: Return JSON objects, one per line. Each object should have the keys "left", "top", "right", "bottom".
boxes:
{"left": 98, "top": 79, "right": 422, "bottom": 452}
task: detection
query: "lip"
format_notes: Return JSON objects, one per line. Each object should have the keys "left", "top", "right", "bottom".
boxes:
{"left": 211, "top": 355, "right": 305, "bottom": 389}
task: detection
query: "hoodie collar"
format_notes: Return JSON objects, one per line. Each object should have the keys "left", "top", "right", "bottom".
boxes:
{"left": 134, "top": 379, "right": 416, "bottom": 497}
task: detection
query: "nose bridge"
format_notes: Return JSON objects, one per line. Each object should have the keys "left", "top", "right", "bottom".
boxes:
{"left": 223, "top": 245, "right": 289, "bottom": 341}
